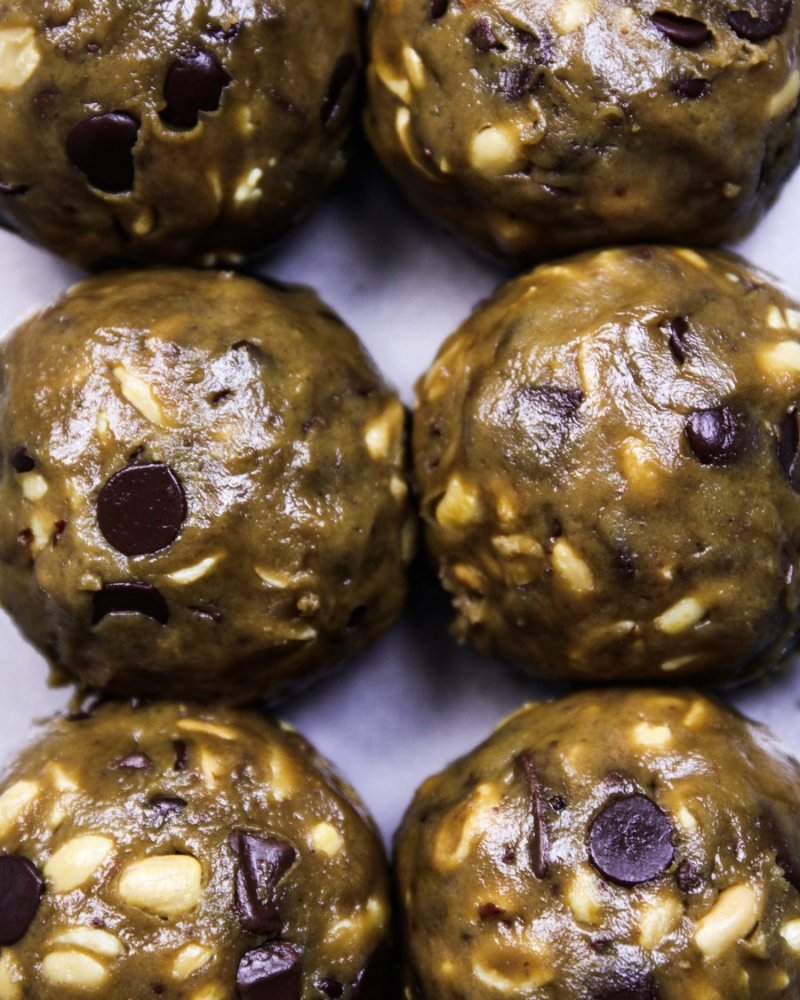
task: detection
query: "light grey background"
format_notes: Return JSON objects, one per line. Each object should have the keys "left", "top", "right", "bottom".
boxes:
{"left": 1, "top": 156, "right": 799, "bottom": 844}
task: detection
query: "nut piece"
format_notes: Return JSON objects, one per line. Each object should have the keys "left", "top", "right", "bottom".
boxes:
{"left": 0, "top": 951, "right": 21, "bottom": 1000}
{"left": 639, "top": 895, "right": 683, "bottom": 949}
{"left": 166, "top": 555, "right": 222, "bottom": 585}
{"left": 620, "top": 437, "right": 661, "bottom": 495}
{"left": 310, "top": 822, "right": 344, "bottom": 857}
{"left": 51, "top": 927, "right": 124, "bottom": 958}
{"left": 552, "top": 539, "right": 595, "bottom": 595}
{"left": 436, "top": 475, "right": 481, "bottom": 531}
{"left": 469, "top": 124, "right": 525, "bottom": 175}
{"left": 654, "top": 596, "right": 705, "bottom": 634}
{"left": 176, "top": 718, "right": 239, "bottom": 741}
{"left": 44, "top": 835, "right": 114, "bottom": 892}
{"left": 768, "top": 70, "right": 800, "bottom": 119}
{"left": 566, "top": 865, "right": 604, "bottom": 926}
{"left": 364, "top": 400, "right": 404, "bottom": 462}
{"left": 694, "top": 883, "right": 760, "bottom": 959}
{"left": 112, "top": 365, "right": 167, "bottom": 427}
{"left": 0, "top": 26, "right": 41, "bottom": 90}
{"left": 432, "top": 783, "right": 501, "bottom": 873}
{"left": 42, "top": 951, "right": 108, "bottom": 989}
{"left": 631, "top": 721, "right": 673, "bottom": 749}
{"left": 20, "top": 473, "right": 48, "bottom": 501}
{"left": 0, "top": 780, "right": 39, "bottom": 836}
{"left": 780, "top": 917, "right": 800, "bottom": 952}
{"left": 118, "top": 854, "right": 203, "bottom": 917}
{"left": 172, "top": 943, "right": 214, "bottom": 980}
{"left": 757, "top": 341, "right": 800, "bottom": 378}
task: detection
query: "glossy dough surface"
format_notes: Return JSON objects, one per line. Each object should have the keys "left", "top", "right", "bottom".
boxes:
{"left": 0, "top": 0, "right": 361, "bottom": 267}
{"left": 366, "top": 0, "right": 800, "bottom": 263}
{"left": 396, "top": 689, "right": 800, "bottom": 999}
{"left": 0, "top": 701, "right": 391, "bottom": 999}
{"left": 414, "top": 246, "right": 800, "bottom": 684}
{"left": 0, "top": 269, "right": 412, "bottom": 701}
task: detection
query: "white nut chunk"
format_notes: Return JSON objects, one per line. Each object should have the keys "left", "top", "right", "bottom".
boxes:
{"left": 694, "top": 883, "right": 760, "bottom": 959}
{"left": 469, "top": 124, "right": 526, "bottom": 175}
{"left": 172, "top": 943, "right": 214, "bottom": 980}
{"left": 44, "top": 834, "right": 114, "bottom": 893}
{"left": 112, "top": 364, "right": 167, "bottom": 426}
{"left": 0, "top": 779, "right": 39, "bottom": 836}
{"left": 552, "top": 539, "right": 595, "bottom": 595}
{"left": 51, "top": 926, "right": 124, "bottom": 958}
{"left": 436, "top": 474, "right": 481, "bottom": 531}
{"left": 0, "top": 26, "right": 41, "bottom": 90}
{"left": 118, "top": 854, "right": 203, "bottom": 917}
{"left": 310, "top": 821, "right": 345, "bottom": 857}
{"left": 42, "top": 951, "right": 108, "bottom": 990}
{"left": 654, "top": 596, "right": 705, "bottom": 634}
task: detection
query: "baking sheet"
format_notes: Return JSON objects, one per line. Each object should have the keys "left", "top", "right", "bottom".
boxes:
{"left": 1, "top": 153, "right": 799, "bottom": 844}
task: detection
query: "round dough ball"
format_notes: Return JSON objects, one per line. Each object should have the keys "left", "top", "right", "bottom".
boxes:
{"left": 0, "top": 2, "right": 362, "bottom": 267}
{"left": 0, "top": 269, "right": 413, "bottom": 701}
{"left": 365, "top": 0, "right": 800, "bottom": 263}
{"left": 396, "top": 688, "right": 800, "bottom": 1000}
{"left": 0, "top": 700, "right": 391, "bottom": 999}
{"left": 414, "top": 246, "right": 800, "bottom": 685}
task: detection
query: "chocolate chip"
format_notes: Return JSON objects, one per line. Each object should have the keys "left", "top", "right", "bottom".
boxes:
{"left": 148, "top": 795, "right": 187, "bottom": 819}
{"left": 516, "top": 752, "right": 549, "bottom": 878}
{"left": 675, "top": 858, "right": 704, "bottom": 893}
{"left": 92, "top": 582, "right": 169, "bottom": 626}
{"left": 97, "top": 463, "right": 187, "bottom": 557}
{"left": 161, "top": 49, "right": 231, "bottom": 128}
{"left": 685, "top": 405, "right": 748, "bottom": 466}
{"left": 0, "top": 855, "right": 44, "bottom": 945}
{"left": 651, "top": 11, "right": 711, "bottom": 46}
{"left": 230, "top": 830, "right": 297, "bottom": 936}
{"left": 351, "top": 944, "right": 391, "bottom": 1000}
{"left": 431, "top": 0, "right": 449, "bottom": 18}
{"left": 321, "top": 54, "right": 357, "bottom": 125}
{"left": 593, "top": 970, "right": 659, "bottom": 1000}
{"left": 207, "top": 22, "right": 241, "bottom": 40}
{"left": 728, "top": 1, "right": 791, "bottom": 40}
{"left": 478, "top": 901, "right": 506, "bottom": 919}
{"left": 673, "top": 77, "right": 709, "bottom": 99}
{"left": 0, "top": 182, "right": 28, "bottom": 196}
{"left": 522, "top": 385, "right": 583, "bottom": 422}
{"left": 173, "top": 739, "right": 189, "bottom": 771}
{"left": 500, "top": 64, "right": 538, "bottom": 101}
{"left": 778, "top": 406, "right": 800, "bottom": 491}
{"left": 66, "top": 112, "right": 139, "bottom": 193}
{"left": 114, "top": 752, "right": 153, "bottom": 770}
{"left": 589, "top": 794, "right": 674, "bottom": 886}
{"left": 319, "top": 980, "right": 343, "bottom": 999}
{"left": 236, "top": 942, "right": 301, "bottom": 1000}
{"left": 468, "top": 18, "right": 505, "bottom": 51}
{"left": 10, "top": 447, "right": 35, "bottom": 473}
{"left": 663, "top": 316, "right": 689, "bottom": 364}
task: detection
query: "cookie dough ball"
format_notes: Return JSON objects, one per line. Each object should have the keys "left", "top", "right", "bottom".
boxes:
{"left": 366, "top": 0, "right": 800, "bottom": 263}
{"left": 0, "top": 2, "right": 362, "bottom": 267}
{"left": 397, "top": 688, "right": 800, "bottom": 1000}
{"left": 0, "top": 269, "right": 413, "bottom": 701}
{"left": 0, "top": 700, "right": 391, "bottom": 999}
{"left": 414, "top": 246, "right": 800, "bottom": 685}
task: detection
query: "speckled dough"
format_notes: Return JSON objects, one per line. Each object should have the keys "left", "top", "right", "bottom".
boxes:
{"left": 0, "top": 700, "right": 391, "bottom": 999}
{"left": 0, "top": 0, "right": 362, "bottom": 267}
{"left": 396, "top": 689, "right": 800, "bottom": 1000}
{"left": 0, "top": 269, "right": 413, "bottom": 701}
{"left": 366, "top": 0, "right": 800, "bottom": 263}
{"left": 414, "top": 246, "right": 800, "bottom": 685}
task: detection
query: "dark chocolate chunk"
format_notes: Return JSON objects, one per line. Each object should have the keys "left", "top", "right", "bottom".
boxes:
{"left": 162, "top": 49, "right": 231, "bottom": 128}
{"left": 52, "top": 520, "right": 67, "bottom": 545}
{"left": 319, "top": 980, "right": 344, "bottom": 998}
{"left": 114, "top": 752, "right": 153, "bottom": 770}
{"left": 673, "top": 77, "right": 709, "bottom": 99}
{"left": 516, "top": 752, "right": 550, "bottom": 878}
{"left": 728, "top": 1, "right": 791, "bottom": 40}
{"left": 148, "top": 795, "right": 187, "bottom": 819}
{"left": 0, "top": 855, "right": 44, "bottom": 945}
{"left": 351, "top": 944, "right": 391, "bottom": 1000}
{"left": 10, "top": 447, "right": 35, "bottom": 473}
{"left": 500, "top": 65, "right": 538, "bottom": 101}
{"left": 664, "top": 316, "right": 689, "bottom": 364}
{"left": 236, "top": 942, "right": 301, "bottom": 1000}
{"left": 207, "top": 22, "right": 241, "bottom": 40}
{"left": 468, "top": 18, "right": 505, "bottom": 51}
{"left": 431, "top": 0, "right": 449, "bottom": 18}
{"left": 593, "top": 969, "right": 659, "bottom": 1000}
{"left": 675, "top": 858, "right": 704, "bottom": 893}
{"left": 92, "top": 582, "right": 169, "bottom": 626}
{"left": 321, "top": 54, "right": 357, "bottom": 125}
{"left": 778, "top": 405, "right": 800, "bottom": 491}
{"left": 230, "top": 830, "right": 297, "bottom": 935}
{"left": 66, "top": 112, "right": 139, "bottom": 193}
{"left": 651, "top": 11, "right": 711, "bottom": 46}
{"left": 0, "top": 182, "right": 28, "bottom": 196}
{"left": 521, "top": 385, "right": 583, "bottom": 421}
{"left": 478, "top": 901, "right": 506, "bottom": 919}
{"left": 173, "top": 739, "right": 189, "bottom": 771}
{"left": 97, "top": 463, "right": 187, "bottom": 557}
{"left": 685, "top": 405, "right": 748, "bottom": 466}
{"left": 589, "top": 794, "right": 674, "bottom": 886}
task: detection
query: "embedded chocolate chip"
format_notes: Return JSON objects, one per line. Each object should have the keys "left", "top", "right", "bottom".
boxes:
{"left": 10, "top": 447, "right": 35, "bottom": 473}
{"left": 589, "top": 794, "right": 674, "bottom": 886}
{"left": 431, "top": 0, "right": 449, "bottom": 18}
{"left": 236, "top": 942, "right": 301, "bottom": 1000}
{"left": 651, "top": 11, "right": 711, "bottom": 46}
{"left": 230, "top": 830, "right": 297, "bottom": 935}
{"left": 352, "top": 944, "right": 391, "bottom": 1000}
{"left": 321, "top": 54, "right": 357, "bottom": 125}
{"left": 173, "top": 739, "right": 189, "bottom": 771}
{"left": 478, "top": 901, "right": 506, "bottom": 919}
{"left": 593, "top": 970, "right": 659, "bottom": 1000}
{"left": 319, "top": 980, "right": 344, "bottom": 999}
{"left": 114, "top": 752, "right": 153, "bottom": 770}
{"left": 673, "top": 77, "right": 709, "bottom": 99}
{"left": 468, "top": 17, "right": 505, "bottom": 51}
{"left": 675, "top": 858, "right": 704, "bottom": 893}
{"left": 92, "top": 582, "right": 169, "bottom": 626}
{"left": 500, "top": 64, "right": 538, "bottom": 101}
{"left": 516, "top": 752, "right": 549, "bottom": 878}
{"left": 664, "top": 316, "right": 689, "bottom": 364}
{"left": 728, "top": 1, "right": 791, "bottom": 40}
{"left": 97, "top": 463, "right": 187, "bottom": 557}
{"left": 761, "top": 807, "right": 800, "bottom": 892}
{"left": 148, "top": 795, "right": 187, "bottom": 819}
{"left": 685, "top": 406, "right": 748, "bottom": 466}
{"left": 66, "top": 112, "right": 139, "bottom": 193}
{"left": 0, "top": 855, "right": 44, "bottom": 945}
{"left": 161, "top": 49, "right": 231, "bottom": 128}
{"left": 0, "top": 182, "right": 28, "bottom": 196}
{"left": 778, "top": 405, "right": 800, "bottom": 491}
{"left": 207, "top": 22, "right": 241, "bottom": 40}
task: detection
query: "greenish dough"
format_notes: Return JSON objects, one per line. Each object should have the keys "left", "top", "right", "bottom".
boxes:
{"left": 0, "top": 700, "right": 391, "bottom": 999}
{"left": 414, "top": 246, "right": 800, "bottom": 685}
{"left": 0, "top": 269, "right": 413, "bottom": 702}
{"left": 0, "top": 0, "right": 362, "bottom": 267}
{"left": 365, "top": 0, "right": 800, "bottom": 263}
{"left": 396, "top": 689, "right": 800, "bottom": 1000}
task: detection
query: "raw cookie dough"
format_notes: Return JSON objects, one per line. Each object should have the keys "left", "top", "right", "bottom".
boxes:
{"left": 365, "top": 0, "right": 800, "bottom": 263}
{"left": 414, "top": 246, "right": 800, "bottom": 685}
{"left": 0, "top": 700, "right": 391, "bottom": 999}
{"left": 0, "top": 0, "right": 362, "bottom": 267}
{"left": 396, "top": 688, "right": 800, "bottom": 1000}
{"left": 0, "top": 269, "right": 413, "bottom": 701}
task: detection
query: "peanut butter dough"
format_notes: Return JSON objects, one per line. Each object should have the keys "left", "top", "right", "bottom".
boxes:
{"left": 366, "top": 0, "right": 800, "bottom": 263}
{"left": 0, "top": 700, "right": 391, "bottom": 999}
{"left": 0, "top": 0, "right": 362, "bottom": 267}
{"left": 0, "top": 269, "right": 413, "bottom": 701}
{"left": 414, "top": 246, "right": 800, "bottom": 684}
{"left": 396, "top": 689, "right": 800, "bottom": 999}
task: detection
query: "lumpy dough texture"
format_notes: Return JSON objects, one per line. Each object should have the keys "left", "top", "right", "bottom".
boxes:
{"left": 414, "top": 246, "right": 800, "bottom": 685}
{"left": 0, "top": 0, "right": 362, "bottom": 267}
{"left": 0, "top": 269, "right": 413, "bottom": 701}
{"left": 396, "top": 689, "right": 800, "bottom": 1000}
{"left": 0, "top": 701, "right": 391, "bottom": 999}
{"left": 365, "top": 0, "right": 800, "bottom": 263}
